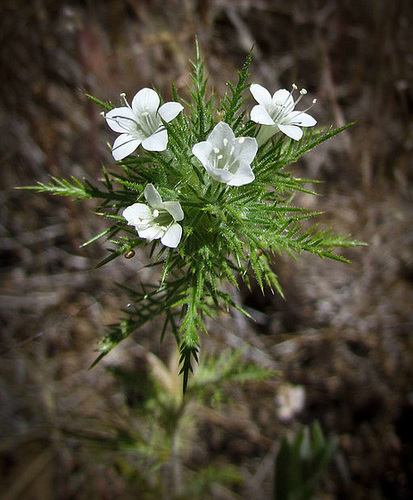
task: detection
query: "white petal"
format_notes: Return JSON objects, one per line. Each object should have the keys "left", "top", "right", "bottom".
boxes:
{"left": 207, "top": 122, "right": 235, "bottom": 148}
{"left": 158, "top": 102, "right": 184, "bottom": 122}
{"left": 161, "top": 223, "right": 182, "bottom": 248}
{"left": 192, "top": 141, "right": 212, "bottom": 166}
{"left": 278, "top": 124, "right": 303, "bottom": 141}
{"left": 250, "top": 84, "right": 272, "bottom": 105}
{"left": 138, "top": 225, "right": 163, "bottom": 241}
{"left": 163, "top": 201, "right": 184, "bottom": 222}
{"left": 131, "top": 88, "right": 160, "bottom": 114}
{"left": 123, "top": 203, "right": 151, "bottom": 225}
{"left": 288, "top": 111, "right": 317, "bottom": 127}
{"left": 142, "top": 128, "right": 168, "bottom": 151}
{"left": 144, "top": 184, "right": 163, "bottom": 208}
{"left": 205, "top": 164, "right": 233, "bottom": 184}
{"left": 105, "top": 107, "right": 137, "bottom": 133}
{"left": 112, "top": 134, "right": 141, "bottom": 160}
{"left": 272, "top": 89, "right": 294, "bottom": 110}
{"left": 227, "top": 162, "right": 255, "bottom": 186}
{"left": 250, "top": 105, "right": 275, "bottom": 125}
{"left": 233, "top": 137, "right": 258, "bottom": 164}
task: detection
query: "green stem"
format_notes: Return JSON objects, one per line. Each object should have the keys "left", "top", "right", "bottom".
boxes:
{"left": 256, "top": 124, "right": 279, "bottom": 146}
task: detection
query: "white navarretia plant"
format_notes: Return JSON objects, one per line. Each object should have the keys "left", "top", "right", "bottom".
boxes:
{"left": 27, "top": 44, "right": 363, "bottom": 390}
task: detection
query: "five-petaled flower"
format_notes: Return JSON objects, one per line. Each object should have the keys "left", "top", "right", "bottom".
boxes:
{"left": 105, "top": 88, "right": 183, "bottom": 160}
{"left": 192, "top": 122, "right": 257, "bottom": 186}
{"left": 123, "top": 184, "right": 184, "bottom": 248}
{"left": 250, "top": 83, "right": 317, "bottom": 141}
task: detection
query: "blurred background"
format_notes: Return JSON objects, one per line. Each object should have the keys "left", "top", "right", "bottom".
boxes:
{"left": 0, "top": 0, "right": 412, "bottom": 498}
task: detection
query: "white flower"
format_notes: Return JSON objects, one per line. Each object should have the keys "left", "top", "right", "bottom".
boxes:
{"left": 123, "top": 184, "right": 184, "bottom": 248}
{"left": 105, "top": 88, "right": 184, "bottom": 160}
{"left": 192, "top": 122, "right": 257, "bottom": 186}
{"left": 250, "top": 83, "right": 317, "bottom": 141}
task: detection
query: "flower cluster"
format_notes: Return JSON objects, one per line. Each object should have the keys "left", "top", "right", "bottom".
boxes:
{"left": 105, "top": 84, "right": 317, "bottom": 248}
{"left": 29, "top": 46, "right": 362, "bottom": 390}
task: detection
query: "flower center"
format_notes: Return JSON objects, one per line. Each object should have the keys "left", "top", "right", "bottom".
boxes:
{"left": 138, "top": 110, "right": 161, "bottom": 136}
{"left": 151, "top": 208, "right": 173, "bottom": 228}
{"left": 211, "top": 140, "right": 238, "bottom": 173}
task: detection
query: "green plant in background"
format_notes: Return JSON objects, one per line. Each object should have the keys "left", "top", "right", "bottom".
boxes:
{"left": 274, "top": 421, "right": 338, "bottom": 500}
{"left": 68, "top": 348, "right": 273, "bottom": 498}
{"left": 25, "top": 42, "right": 363, "bottom": 389}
